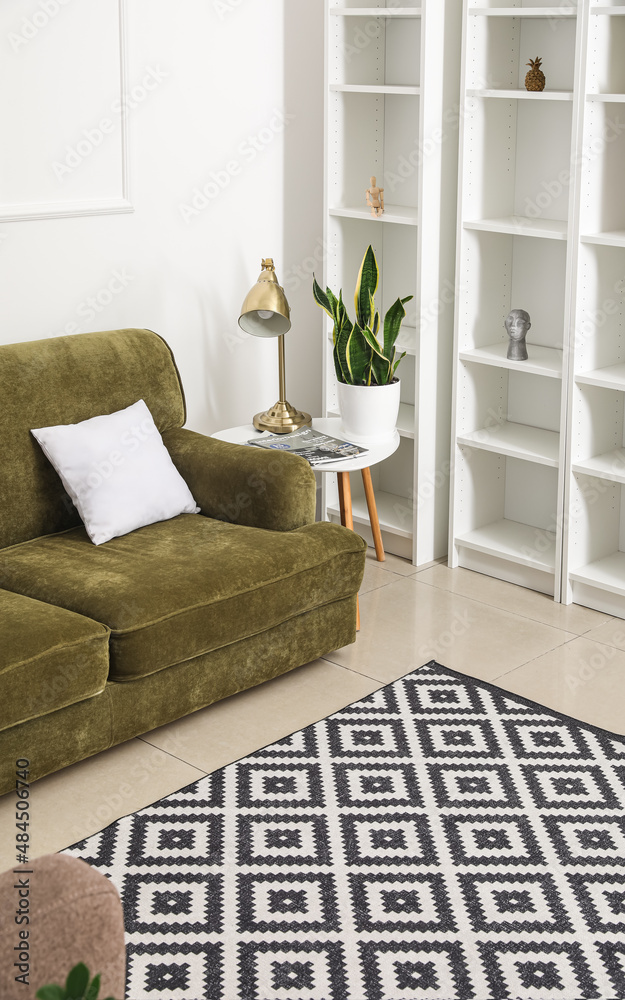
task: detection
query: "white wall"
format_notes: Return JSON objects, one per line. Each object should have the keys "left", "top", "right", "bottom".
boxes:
{"left": 0, "top": 0, "right": 324, "bottom": 433}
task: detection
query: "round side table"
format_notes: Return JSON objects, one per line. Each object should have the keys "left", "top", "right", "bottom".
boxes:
{"left": 212, "top": 417, "right": 400, "bottom": 629}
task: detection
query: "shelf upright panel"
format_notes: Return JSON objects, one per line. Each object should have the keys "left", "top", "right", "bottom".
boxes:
{"left": 322, "top": 0, "right": 461, "bottom": 565}
{"left": 545, "top": 0, "right": 588, "bottom": 606}
{"left": 411, "top": 0, "right": 462, "bottom": 564}
{"left": 449, "top": 0, "right": 585, "bottom": 599}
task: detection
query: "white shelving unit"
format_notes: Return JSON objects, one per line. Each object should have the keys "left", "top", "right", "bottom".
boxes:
{"left": 321, "top": 0, "right": 462, "bottom": 564}
{"left": 562, "top": 1, "right": 625, "bottom": 615}
{"left": 451, "top": 0, "right": 625, "bottom": 617}
{"left": 449, "top": 0, "right": 585, "bottom": 598}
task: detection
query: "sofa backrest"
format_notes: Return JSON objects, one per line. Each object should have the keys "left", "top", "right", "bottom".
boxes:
{"left": 0, "top": 328, "right": 187, "bottom": 549}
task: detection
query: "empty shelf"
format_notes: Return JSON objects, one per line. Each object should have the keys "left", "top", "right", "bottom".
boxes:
{"left": 457, "top": 422, "right": 559, "bottom": 467}
{"left": 464, "top": 217, "right": 568, "bottom": 240}
{"left": 570, "top": 552, "right": 625, "bottom": 597}
{"left": 456, "top": 518, "right": 556, "bottom": 573}
{"left": 573, "top": 449, "right": 625, "bottom": 484}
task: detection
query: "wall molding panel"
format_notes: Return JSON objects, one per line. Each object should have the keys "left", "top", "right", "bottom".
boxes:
{"left": 0, "top": 0, "right": 132, "bottom": 222}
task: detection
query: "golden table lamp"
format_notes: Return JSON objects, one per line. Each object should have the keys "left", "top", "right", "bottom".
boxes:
{"left": 238, "top": 258, "right": 312, "bottom": 434}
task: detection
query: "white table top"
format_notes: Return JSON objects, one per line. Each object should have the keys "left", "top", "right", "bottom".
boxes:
{"left": 212, "top": 416, "right": 400, "bottom": 473}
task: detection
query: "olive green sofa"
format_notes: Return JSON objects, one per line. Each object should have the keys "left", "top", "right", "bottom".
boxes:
{"left": 0, "top": 328, "right": 366, "bottom": 795}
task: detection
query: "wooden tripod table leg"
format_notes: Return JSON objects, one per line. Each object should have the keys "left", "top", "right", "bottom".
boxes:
{"left": 337, "top": 471, "right": 360, "bottom": 631}
{"left": 361, "top": 466, "right": 385, "bottom": 561}
{"left": 337, "top": 471, "right": 353, "bottom": 530}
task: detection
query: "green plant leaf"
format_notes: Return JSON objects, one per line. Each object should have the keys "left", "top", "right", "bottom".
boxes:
{"left": 66, "top": 963, "right": 90, "bottom": 999}
{"left": 346, "top": 324, "right": 373, "bottom": 385}
{"left": 360, "top": 324, "right": 384, "bottom": 357}
{"left": 372, "top": 309, "right": 380, "bottom": 338}
{"left": 360, "top": 323, "right": 394, "bottom": 385}
{"left": 383, "top": 295, "right": 412, "bottom": 361}
{"left": 333, "top": 342, "right": 346, "bottom": 383}
{"left": 368, "top": 291, "right": 376, "bottom": 332}
{"left": 371, "top": 352, "right": 392, "bottom": 385}
{"left": 392, "top": 351, "right": 406, "bottom": 376}
{"left": 335, "top": 289, "right": 349, "bottom": 328}
{"left": 84, "top": 973, "right": 101, "bottom": 1000}
{"left": 325, "top": 288, "right": 349, "bottom": 349}
{"left": 332, "top": 293, "right": 353, "bottom": 382}
{"left": 35, "top": 987, "right": 65, "bottom": 1000}
{"left": 326, "top": 286, "right": 339, "bottom": 319}
{"left": 354, "top": 245, "right": 378, "bottom": 329}
{"left": 312, "top": 275, "right": 332, "bottom": 318}
{"left": 326, "top": 289, "right": 341, "bottom": 345}
{"left": 335, "top": 321, "right": 352, "bottom": 384}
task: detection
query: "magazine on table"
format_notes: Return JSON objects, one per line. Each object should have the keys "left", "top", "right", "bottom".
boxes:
{"left": 245, "top": 427, "right": 368, "bottom": 467}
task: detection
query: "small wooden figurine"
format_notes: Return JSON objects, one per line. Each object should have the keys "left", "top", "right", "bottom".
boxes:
{"left": 366, "top": 176, "right": 384, "bottom": 218}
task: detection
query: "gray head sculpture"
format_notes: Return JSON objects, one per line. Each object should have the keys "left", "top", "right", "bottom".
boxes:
{"left": 505, "top": 308, "right": 530, "bottom": 361}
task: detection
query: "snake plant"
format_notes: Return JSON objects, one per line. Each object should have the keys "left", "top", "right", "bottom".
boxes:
{"left": 36, "top": 963, "right": 116, "bottom": 1000}
{"left": 313, "top": 244, "right": 413, "bottom": 386}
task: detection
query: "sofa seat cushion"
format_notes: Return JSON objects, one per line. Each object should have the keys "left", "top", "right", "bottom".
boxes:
{"left": 0, "top": 589, "right": 110, "bottom": 732}
{"left": 0, "top": 514, "right": 366, "bottom": 681}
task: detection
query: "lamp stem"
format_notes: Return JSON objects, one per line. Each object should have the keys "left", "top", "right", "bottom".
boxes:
{"left": 278, "top": 334, "right": 287, "bottom": 402}
{"left": 250, "top": 330, "right": 311, "bottom": 434}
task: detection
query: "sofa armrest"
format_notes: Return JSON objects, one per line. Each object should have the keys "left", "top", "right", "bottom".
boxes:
{"left": 163, "top": 427, "right": 317, "bottom": 531}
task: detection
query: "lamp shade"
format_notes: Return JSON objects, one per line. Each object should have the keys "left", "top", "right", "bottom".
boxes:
{"left": 238, "top": 258, "right": 291, "bottom": 338}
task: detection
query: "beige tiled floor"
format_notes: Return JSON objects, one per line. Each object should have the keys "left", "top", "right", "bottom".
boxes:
{"left": 1, "top": 550, "right": 623, "bottom": 872}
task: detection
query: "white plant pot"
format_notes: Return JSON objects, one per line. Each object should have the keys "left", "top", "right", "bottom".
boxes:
{"left": 337, "top": 379, "right": 401, "bottom": 444}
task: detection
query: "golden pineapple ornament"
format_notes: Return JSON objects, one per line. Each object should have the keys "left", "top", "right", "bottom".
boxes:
{"left": 525, "top": 57, "right": 545, "bottom": 92}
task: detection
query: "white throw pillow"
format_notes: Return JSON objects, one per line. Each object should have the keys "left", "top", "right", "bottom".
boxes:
{"left": 31, "top": 399, "right": 200, "bottom": 545}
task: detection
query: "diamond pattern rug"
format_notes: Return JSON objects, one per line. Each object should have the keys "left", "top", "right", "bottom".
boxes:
{"left": 64, "top": 661, "right": 625, "bottom": 999}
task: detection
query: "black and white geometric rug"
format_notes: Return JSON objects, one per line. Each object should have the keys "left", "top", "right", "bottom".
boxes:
{"left": 64, "top": 661, "right": 625, "bottom": 999}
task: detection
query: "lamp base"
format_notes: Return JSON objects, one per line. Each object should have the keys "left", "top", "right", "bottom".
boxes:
{"left": 253, "top": 399, "right": 312, "bottom": 434}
